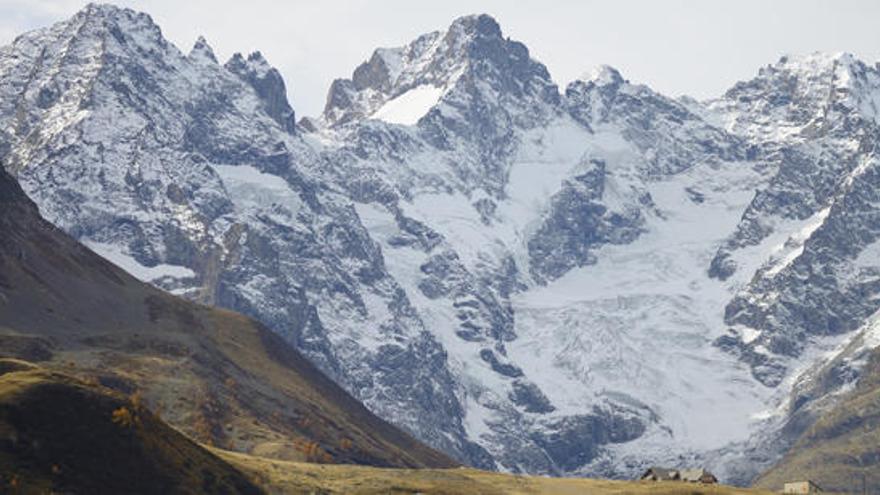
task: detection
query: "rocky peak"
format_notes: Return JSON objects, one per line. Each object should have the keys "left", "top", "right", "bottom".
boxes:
{"left": 712, "top": 52, "right": 880, "bottom": 142}
{"left": 563, "top": 65, "right": 629, "bottom": 126}
{"left": 447, "top": 13, "right": 502, "bottom": 40}
{"left": 73, "top": 2, "right": 167, "bottom": 51}
{"left": 75, "top": 2, "right": 133, "bottom": 21}
{"left": 565, "top": 64, "right": 627, "bottom": 96}
{"left": 585, "top": 64, "right": 625, "bottom": 87}
{"left": 0, "top": 2, "right": 178, "bottom": 173}
{"left": 438, "top": 14, "right": 502, "bottom": 62}
{"left": 8, "top": 2, "right": 169, "bottom": 67}
{"left": 225, "top": 51, "right": 297, "bottom": 134}
{"left": 189, "top": 35, "right": 217, "bottom": 64}
{"left": 321, "top": 13, "right": 557, "bottom": 127}
{"left": 760, "top": 52, "right": 865, "bottom": 91}
{"left": 227, "top": 51, "right": 273, "bottom": 76}
{"left": 563, "top": 64, "right": 741, "bottom": 177}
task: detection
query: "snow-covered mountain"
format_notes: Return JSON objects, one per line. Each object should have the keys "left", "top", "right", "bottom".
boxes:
{"left": 3, "top": 3, "right": 880, "bottom": 482}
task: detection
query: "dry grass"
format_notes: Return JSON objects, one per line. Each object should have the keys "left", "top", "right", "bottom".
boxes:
{"left": 217, "top": 448, "right": 776, "bottom": 495}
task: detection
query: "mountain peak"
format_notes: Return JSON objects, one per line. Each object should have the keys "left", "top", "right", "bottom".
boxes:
{"left": 580, "top": 64, "right": 625, "bottom": 87}
{"left": 774, "top": 51, "right": 857, "bottom": 68}
{"left": 763, "top": 51, "right": 867, "bottom": 85}
{"left": 225, "top": 51, "right": 296, "bottom": 134}
{"left": 226, "top": 51, "right": 277, "bottom": 77}
{"left": 62, "top": 1, "right": 168, "bottom": 57}
{"left": 728, "top": 51, "right": 870, "bottom": 90}
{"left": 78, "top": 2, "right": 124, "bottom": 17}
{"left": 246, "top": 51, "right": 272, "bottom": 70}
{"left": 320, "top": 13, "right": 555, "bottom": 127}
{"left": 74, "top": 2, "right": 159, "bottom": 31}
{"left": 447, "top": 13, "right": 502, "bottom": 41}
{"left": 189, "top": 35, "right": 217, "bottom": 64}
{"left": 716, "top": 50, "right": 880, "bottom": 137}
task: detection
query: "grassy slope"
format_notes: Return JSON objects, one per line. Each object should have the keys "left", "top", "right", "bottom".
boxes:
{"left": 0, "top": 167, "right": 454, "bottom": 469}
{"left": 754, "top": 348, "right": 880, "bottom": 494}
{"left": 218, "top": 448, "right": 775, "bottom": 495}
{"left": 0, "top": 363, "right": 262, "bottom": 494}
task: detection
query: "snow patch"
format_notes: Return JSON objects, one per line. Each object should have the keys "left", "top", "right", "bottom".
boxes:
{"left": 763, "top": 207, "right": 830, "bottom": 277}
{"left": 371, "top": 85, "right": 445, "bottom": 125}
{"left": 214, "top": 165, "right": 303, "bottom": 214}
{"left": 84, "top": 241, "right": 195, "bottom": 283}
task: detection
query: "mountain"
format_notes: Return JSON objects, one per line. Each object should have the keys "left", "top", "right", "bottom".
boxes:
{"left": 0, "top": 140, "right": 772, "bottom": 495}
{"left": 711, "top": 53, "right": 880, "bottom": 387}
{"left": 0, "top": 161, "right": 454, "bottom": 469}
{"left": 0, "top": 2, "right": 485, "bottom": 467}
{"left": 3, "top": 2, "right": 880, "bottom": 482}
{"left": 702, "top": 53, "right": 880, "bottom": 482}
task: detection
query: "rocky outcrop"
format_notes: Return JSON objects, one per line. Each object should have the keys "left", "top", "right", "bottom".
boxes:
{"left": 226, "top": 51, "right": 297, "bottom": 134}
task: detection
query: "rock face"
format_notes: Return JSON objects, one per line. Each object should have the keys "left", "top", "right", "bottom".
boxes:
{"left": 225, "top": 51, "right": 297, "bottom": 134}
{"left": 3, "top": 4, "right": 880, "bottom": 482}
{"left": 708, "top": 54, "right": 880, "bottom": 389}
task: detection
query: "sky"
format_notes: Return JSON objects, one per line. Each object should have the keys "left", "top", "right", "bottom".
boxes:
{"left": 2, "top": 0, "right": 880, "bottom": 118}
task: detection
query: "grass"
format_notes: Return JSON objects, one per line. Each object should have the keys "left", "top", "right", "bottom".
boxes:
{"left": 217, "top": 448, "right": 776, "bottom": 495}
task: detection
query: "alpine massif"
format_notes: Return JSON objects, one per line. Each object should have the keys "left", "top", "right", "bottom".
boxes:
{"left": 2, "top": 3, "right": 880, "bottom": 487}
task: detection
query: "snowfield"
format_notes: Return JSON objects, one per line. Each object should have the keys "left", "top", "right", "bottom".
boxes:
{"left": 371, "top": 85, "right": 446, "bottom": 125}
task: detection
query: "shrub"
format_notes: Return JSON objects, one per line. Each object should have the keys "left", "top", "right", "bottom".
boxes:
{"left": 294, "top": 439, "right": 333, "bottom": 464}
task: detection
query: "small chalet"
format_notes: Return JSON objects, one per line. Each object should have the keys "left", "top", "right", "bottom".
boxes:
{"left": 640, "top": 467, "right": 718, "bottom": 484}
{"left": 640, "top": 467, "right": 680, "bottom": 481}
{"left": 783, "top": 480, "right": 823, "bottom": 494}
{"left": 680, "top": 468, "right": 718, "bottom": 484}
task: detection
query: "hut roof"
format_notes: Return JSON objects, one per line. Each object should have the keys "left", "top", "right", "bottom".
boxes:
{"left": 641, "top": 467, "right": 680, "bottom": 481}
{"left": 680, "top": 468, "right": 717, "bottom": 482}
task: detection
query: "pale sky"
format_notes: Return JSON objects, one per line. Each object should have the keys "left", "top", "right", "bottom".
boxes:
{"left": 2, "top": 0, "right": 880, "bottom": 118}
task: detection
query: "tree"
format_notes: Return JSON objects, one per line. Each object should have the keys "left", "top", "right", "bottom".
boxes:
{"left": 111, "top": 406, "right": 137, "bottom": 428}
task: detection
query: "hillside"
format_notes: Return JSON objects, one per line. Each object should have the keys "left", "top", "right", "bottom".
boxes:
{"left": 0, "top": 165, "right": 454, "bottom": 470}
{"left": 753, "top": 345, "right": 880, "bottom": 494}
{"left": 0, "top": 362, "right": 262, "bottom": 494}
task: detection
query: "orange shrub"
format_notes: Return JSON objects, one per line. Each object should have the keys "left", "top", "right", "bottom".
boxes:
{"left": 111, "top": 406, "right": 137, "bottom": 428}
